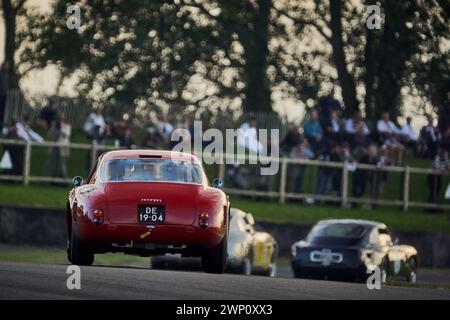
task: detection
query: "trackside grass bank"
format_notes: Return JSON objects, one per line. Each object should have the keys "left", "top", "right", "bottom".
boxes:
{"left": 0, "top": 183, "right": 449, "bottom": 234}
{"left": 233, "top": 199, "right": 450, "bottom": 234}
{"left": 0, "top": 245, "right": 148, "bottom": 267}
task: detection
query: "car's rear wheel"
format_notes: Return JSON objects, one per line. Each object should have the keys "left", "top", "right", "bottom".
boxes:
{"left": 267, "top": 262, "right": 277, "bottom": 277}
{"left": 150, "top": 258, "right": 166, "bottom": 270}
{"left": 380, "top": 258, "right": 389, "bottom": 283}
{"left": 201, "top": 235, "right": 228, "bottom": 274}
{"left": 293, "top": 268, "right": 304, "bottom": 279}
{"left": 239, "top": 257, "right": 253, "bottom": 275}
{"left": 150, "top": 255, "right": 172, "bottom": 269}
{"left": 68, "top": 228, "right": 94, "bottom": 266}
{"left": 407, "top": 258, "right": 417, "bottom": 283}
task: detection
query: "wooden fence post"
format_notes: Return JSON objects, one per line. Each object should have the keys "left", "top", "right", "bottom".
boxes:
{"left": 403, "top": 166, "right": 410, "bottom": 212}
{"left": 218, "top": 156, "right": 225, "bottom": 182}
{"left": 23, "top": 141, "right": 31, "bottom": 186}
{"left": 341, "top": 162, "right": 348, "bottom": 208}
{"left": 279, "top": 158, "right": 287, "bottom": 204}
{"left": 90, "top": 141, "right": 98, "bottom": 171}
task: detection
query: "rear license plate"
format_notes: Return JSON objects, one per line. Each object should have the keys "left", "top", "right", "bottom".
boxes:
{"left": 137, "top": 205, "right": 165, "bottom": 223}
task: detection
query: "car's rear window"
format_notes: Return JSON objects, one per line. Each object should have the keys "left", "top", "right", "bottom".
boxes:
{"left": 100, "top": 158, "right": 204, "bottom": 184}
{"left": 308, "top": 223, "right": 368, "bottom": 240}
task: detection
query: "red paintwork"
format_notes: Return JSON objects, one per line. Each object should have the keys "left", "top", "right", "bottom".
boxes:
{"left": 67, "top": 150, "right": 230, "bottom": 253}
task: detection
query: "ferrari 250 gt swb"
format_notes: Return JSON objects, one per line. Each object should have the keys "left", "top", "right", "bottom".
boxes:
{"left": 66, "top": 150, "right": 230, "bottom": 274}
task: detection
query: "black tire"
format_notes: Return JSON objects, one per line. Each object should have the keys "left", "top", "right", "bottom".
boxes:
{"left": 293, "top": 269, "right": 304, "bottom": 279}
{"left": 150, "top": 259, "right": 165, "bottom": 269}
{"left": 357, "top": 271, "right": 369, "bottom": 284}
{"left": 380, "top": 258, "right": 389, "bottom": 283}
{"left": 150, "top": 256, "right": 171, "bottom": 269}
{"left": 68, "top": 228, "right": 94, "bottom": 266}
{"left": 201, "top": 235, "right": 228, "bottom": 274}
{"left": 407, "top": 258, "right": 417, "bottom": 283}
{"left": 238, "top": 256, "right": 253, "bottom": 275}
{"left": 263, "top": 262, "right": 277, "bottom": 277}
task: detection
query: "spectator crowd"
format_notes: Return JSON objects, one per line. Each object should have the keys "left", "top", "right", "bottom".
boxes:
{"left": 0, "top": 85, "right": 449, "bottom": 209}
{"left": 280, "top": 88, "right": 450, "bottom": 208}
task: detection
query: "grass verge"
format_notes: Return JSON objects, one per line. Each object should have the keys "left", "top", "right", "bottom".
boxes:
{"left": 0, "top": 246, "right": 148, "bottom": 267}
{"left": 0, "top": 183, "right": 449, "bottom": 234}
{"left": 232, "top": 199, "right": 450, "bottom": 234}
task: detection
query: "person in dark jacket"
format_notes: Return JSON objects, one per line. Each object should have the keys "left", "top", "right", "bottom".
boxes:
{"left": 419, "top": 115, "right": 440, "bottom": 158}
{"left": 317, "top": 87, "right": 343, "bottom": 127}
{"left": 280, "top": 125, "right": 303, "bottom": 155}
{"left": 323, "top": 109, "right": 342, "bottom": 144}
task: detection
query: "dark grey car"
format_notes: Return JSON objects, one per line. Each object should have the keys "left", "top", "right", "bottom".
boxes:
{"left": 291, "top": 219, "right": 418, "bottom": 283}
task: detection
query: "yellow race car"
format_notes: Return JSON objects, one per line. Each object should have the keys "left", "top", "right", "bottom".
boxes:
{"left": 151, "top": 208, "right": 279, "bottom": 277}
{"left": 226, "top": 208, "right": 278, "bottom": 277}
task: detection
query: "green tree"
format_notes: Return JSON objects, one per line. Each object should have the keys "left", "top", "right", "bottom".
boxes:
{"left": 21, "top": 0, "right": 275, "bottom": 113}
{"left": 22, "top": 1, "right": 223, "bottom": 107}
{"left": 408, "top": 0, "right": 450, "bottom": 114}
{"left": 1, "top": 0, "right": 27, "bottom": 88}
{"left": 275, "top": 0, "right": 449, "bottom": 121}
{"left": 17, "top": 0, "right": 449, "bottom": 120}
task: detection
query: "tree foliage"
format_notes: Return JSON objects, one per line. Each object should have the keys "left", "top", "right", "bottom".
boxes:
{"left": 275, "top": 0, "right": 450, "bottom": 120}
{"left": 7, "top": 0, "right": 450, "bottom": 119}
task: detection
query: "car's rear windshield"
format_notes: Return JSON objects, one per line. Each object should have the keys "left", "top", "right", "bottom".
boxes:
{"left": 100, "top": 158, "right": 204, "bottom": 184}
{"left": 308, "top": 223, "right": 368, "bottom": 241}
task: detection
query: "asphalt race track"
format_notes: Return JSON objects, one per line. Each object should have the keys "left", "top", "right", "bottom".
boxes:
{"left": 0, "top": 262, "right": 449, "bottom": 300}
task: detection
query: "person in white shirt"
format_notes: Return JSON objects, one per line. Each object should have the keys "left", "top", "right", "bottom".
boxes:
{"left": 345, "top": 111, "right": 370, "bottom": 136}
{"left": 83, "top": 106, "right": 108, "bottom": 172}
{"left": 1, "top": 117, "right": 43, "bottom": 176}
{"left": 156, "top": 113, "right": 174, "bottom": 148}
{"left": 237, "top": 116, "right": 263, "bottom": 153}
{"left": 401, "top": 117, "right": 418, "bottom": 142}
{"left": 400, "top": 117, "right": 418, "bottom": 154}
{"left": 83, "top": 107, "right": 107, "bottom": 143}
{"left": 377, "top": 112, "right": 400, "bottom": 137}
{"left": 46, "top": 113, "right": 72, "bottom": 178}
{"left": 16, "top": 116, "right": 44, "bottom": 143}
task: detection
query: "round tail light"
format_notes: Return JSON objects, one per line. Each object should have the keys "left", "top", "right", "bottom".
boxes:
{"left": 199, "top": 212, "right": 209, "bottom": 228}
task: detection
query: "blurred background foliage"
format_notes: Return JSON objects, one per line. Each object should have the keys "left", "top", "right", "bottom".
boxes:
{"left": 1, "top": 0, "right": 449, "bottom": 122}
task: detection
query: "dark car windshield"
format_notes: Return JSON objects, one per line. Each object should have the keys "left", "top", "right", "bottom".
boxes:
{"left": 100, "top": 158, "right": 204, "bottom": 184}
{"left": 307, "top": 223, "right": 368, "bottom": 246}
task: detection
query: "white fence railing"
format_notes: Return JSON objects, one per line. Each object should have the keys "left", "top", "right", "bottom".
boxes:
{"left": 1, "top": 138, "right": 449, "bottom": 211}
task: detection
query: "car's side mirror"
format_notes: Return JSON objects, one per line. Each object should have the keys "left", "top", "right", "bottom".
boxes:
{"left": 72, "top": 176, "right": 84, "bottom": 187}
{"left": 212, "top": 178, "right": 223, "bottom": 189}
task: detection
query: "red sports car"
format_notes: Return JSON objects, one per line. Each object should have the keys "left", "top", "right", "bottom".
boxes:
{"left": 66, "top": 150, "right": 230, "bottom": 273}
